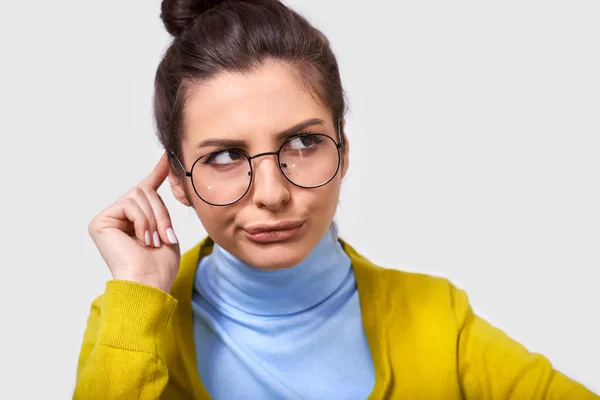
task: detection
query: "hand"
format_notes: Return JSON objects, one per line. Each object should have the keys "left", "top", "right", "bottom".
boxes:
{"left": 88, "top": 152, "right": 181, "bottom": 293}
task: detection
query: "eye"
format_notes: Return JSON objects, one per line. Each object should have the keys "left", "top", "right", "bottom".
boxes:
{"left": 202, "top": 150, "right": 244, "bottom": 166}
{"left": 286, "top": 134, "right": 324, "bottom": 150}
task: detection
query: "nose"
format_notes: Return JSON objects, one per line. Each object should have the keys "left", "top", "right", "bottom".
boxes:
{"left": 250, "top": 154, "right": 291, "bottom": 211}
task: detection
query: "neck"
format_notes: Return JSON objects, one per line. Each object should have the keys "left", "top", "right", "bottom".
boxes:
{"left": 194, "top": 227, "right": 352, "bottom": 316}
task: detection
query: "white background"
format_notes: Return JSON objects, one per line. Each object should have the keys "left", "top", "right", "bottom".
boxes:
{"left": 1, "top": 0, "right": 598, "bottom": 398}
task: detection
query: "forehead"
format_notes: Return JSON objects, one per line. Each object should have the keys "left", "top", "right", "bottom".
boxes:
{"left": 181, "top": 61, "right": 331, "bottom": 146}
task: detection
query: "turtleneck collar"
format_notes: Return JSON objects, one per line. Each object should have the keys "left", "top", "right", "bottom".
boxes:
{"left": 194, "top": 226, "right": 352, "bottom": 316}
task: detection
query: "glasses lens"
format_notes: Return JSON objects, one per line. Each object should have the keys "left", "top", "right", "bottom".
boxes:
{"left": 191, "top": 150, "right": 251, "bottom": 205}
{"left": 279, "top": 134, "right": 340, "bottom": 188}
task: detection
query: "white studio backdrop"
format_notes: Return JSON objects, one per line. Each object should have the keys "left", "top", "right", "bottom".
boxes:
{"left": 0, "top": 0, "right": 598, "bottom": 398}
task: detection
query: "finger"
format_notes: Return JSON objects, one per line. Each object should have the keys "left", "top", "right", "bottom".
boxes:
{"left": 139, "top": 152, "right": 170, "bottom": 192}
{"left": 143, "top": 187, "right": 178, "bottom": 245}
{"left": 127, "top": 187, "right": 158, "bottom": 246}
{"left": 102, "top": 197, "right": 151, "bottom": 246}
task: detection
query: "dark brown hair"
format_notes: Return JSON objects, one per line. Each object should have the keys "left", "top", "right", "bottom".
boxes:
{"left": 154, "top": 0, "right": 348, "bottom": 176}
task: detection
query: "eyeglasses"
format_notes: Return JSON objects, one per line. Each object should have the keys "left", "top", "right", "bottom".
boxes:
{"left": 170, "top": 119, "right": 344, "bottom": 206}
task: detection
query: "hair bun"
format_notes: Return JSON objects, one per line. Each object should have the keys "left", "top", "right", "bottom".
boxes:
{"left": 160, "top": 0, "right": 225, "bottom": 37}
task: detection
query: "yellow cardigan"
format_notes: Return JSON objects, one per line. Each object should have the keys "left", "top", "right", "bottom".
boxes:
{"left": 74, "top": 237, "right": 598, "bottom": 399}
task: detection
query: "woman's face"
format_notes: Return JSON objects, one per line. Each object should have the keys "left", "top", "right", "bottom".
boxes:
{"left": 170, "top": 60, "right": 349, "bottom": 270}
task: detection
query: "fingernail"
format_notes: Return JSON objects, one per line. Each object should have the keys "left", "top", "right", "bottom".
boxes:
{"left": 153, "top": 231, "right": 161, "bottom": 247}
{"left": 145, "top": 231, "right": 151, "bottom": 246}
{"left": 166, "top": 227, "right": 178, "bottom": 244}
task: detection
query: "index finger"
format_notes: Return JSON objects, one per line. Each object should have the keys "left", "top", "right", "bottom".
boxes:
{"left": 139, "top": 151, "right": 170, "bottom": 191}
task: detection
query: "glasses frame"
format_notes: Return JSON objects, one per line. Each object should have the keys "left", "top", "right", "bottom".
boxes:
{"left": 170, "top": 118, "right": 345, "bottom": 206}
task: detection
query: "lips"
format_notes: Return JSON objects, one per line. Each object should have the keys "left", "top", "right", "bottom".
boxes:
{"left": 244, "top": 221, "right": 304, "bottom": 234}
{"left": 242, "top": 220, "right": 304, "bottom": 243}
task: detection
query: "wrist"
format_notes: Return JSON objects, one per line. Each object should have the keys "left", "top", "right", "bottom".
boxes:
{"left": 99, "top": 280, "right": 178, "bottom": 356}
{"left": 112, "top": 275, "right": 173, "bottom": 294}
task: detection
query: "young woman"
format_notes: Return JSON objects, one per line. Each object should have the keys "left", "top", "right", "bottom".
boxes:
{"left": 74, "top": 0, "right": 598, "bottom": 399}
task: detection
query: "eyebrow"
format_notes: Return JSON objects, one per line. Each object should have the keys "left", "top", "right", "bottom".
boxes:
{"left": 194, "top": 118, "right": 325, "bottom": 150}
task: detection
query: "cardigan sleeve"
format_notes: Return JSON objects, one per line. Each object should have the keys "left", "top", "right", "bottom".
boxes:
{"left": 73, "top": 280, "right": 178, "bottom": 400}
{"left": 451, "top": 286, "right": 599, "bottom": 399}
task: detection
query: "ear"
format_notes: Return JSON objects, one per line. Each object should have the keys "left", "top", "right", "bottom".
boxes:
{"left": 168, "top": 167, "right": 192, "bottom": 207}
{"left": 340, "top": 118, "right": 350, "bottom": 179}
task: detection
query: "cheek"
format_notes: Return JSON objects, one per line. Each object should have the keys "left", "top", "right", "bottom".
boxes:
{"left": 298, "top": 181, "right": 341, "bottom": 216}
{"left": 191, "top": 198, "right": 238, "bottom": 234}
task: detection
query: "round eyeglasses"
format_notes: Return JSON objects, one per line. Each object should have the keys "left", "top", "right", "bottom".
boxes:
{"left": 170, "top": 121, "right": 344, "bottom": 206}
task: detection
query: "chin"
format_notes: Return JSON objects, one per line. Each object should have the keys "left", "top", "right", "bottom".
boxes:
{"left": 239, "top": 241, "right": 311, "bottom": 271}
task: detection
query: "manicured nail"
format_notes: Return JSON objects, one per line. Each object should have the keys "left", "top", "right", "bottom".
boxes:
{"left": 166, "top": 227, "right": 178, "bottom": 244}
{"left": 145, "top": 230, "right": 151, "bottom": 246}
{"left": 153, "top": 231, "right": 161, "bottom": 247}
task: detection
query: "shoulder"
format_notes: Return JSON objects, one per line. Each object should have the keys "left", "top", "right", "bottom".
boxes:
{"left": 340, "top": 238, "right": 469, "bottom": 319}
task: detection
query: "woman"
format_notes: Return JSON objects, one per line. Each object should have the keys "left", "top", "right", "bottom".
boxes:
{"left": 74, "top": 0, "right": 598, "bottom": 399}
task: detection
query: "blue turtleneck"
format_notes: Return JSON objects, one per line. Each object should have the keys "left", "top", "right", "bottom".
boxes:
{"left": 191, "top": 227, "right": 375, "bottom": 399}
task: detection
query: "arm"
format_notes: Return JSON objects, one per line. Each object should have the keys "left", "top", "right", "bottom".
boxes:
{"left": 452, "top": 286, "right": 599, "bottom": 399}
{"left": 73, "top": 280, "right": 178, "bottom": 400}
